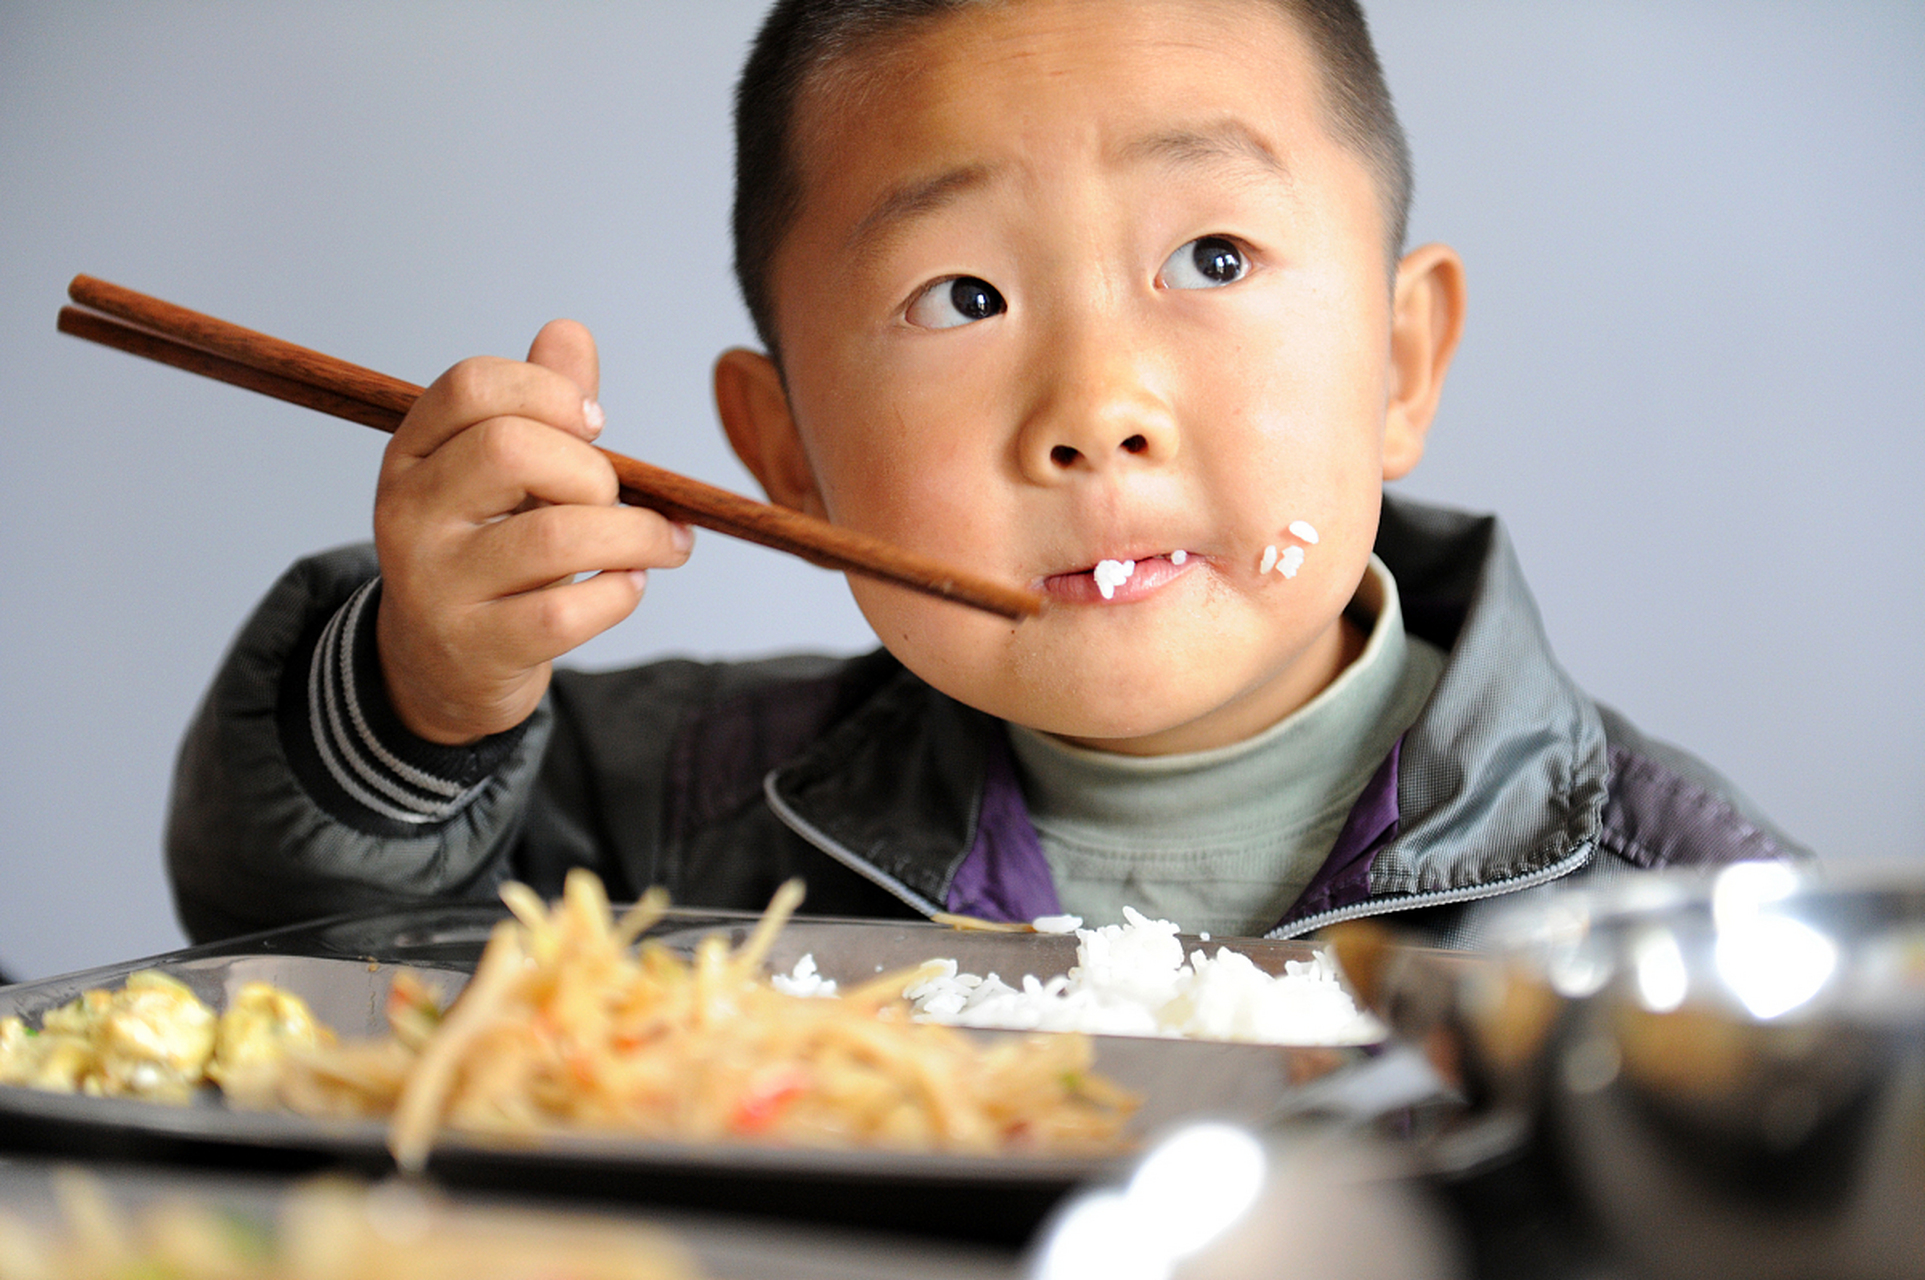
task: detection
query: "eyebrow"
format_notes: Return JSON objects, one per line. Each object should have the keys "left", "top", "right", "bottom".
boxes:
{"left": 1116, "top": 121, "right": 1293, "bottom": 185}
{"left": 845, "top": 163, "right": 999, "bottom": 258}
{"left": 842, "top": 122, "right": 1291, "bottom": 259}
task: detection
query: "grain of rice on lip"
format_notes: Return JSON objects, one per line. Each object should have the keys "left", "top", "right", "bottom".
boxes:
{"left": 1092, "top": 558, "right": 1136, "bottom": 599}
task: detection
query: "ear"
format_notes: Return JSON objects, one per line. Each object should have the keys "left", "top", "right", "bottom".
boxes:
{"left": 713, "top": 347, "right": 828, "bottom": 519}
{"left": 1382, "top": 243, "right": 1467, "bottom": 481}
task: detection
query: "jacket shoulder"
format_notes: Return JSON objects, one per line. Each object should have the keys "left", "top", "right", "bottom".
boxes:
{"left": 1594, "top": 702, "right": 1812, "bottom": 869}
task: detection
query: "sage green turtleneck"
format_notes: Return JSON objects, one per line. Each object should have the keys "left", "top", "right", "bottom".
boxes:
{"left": 1007, "top": 556, "right": 1445, "bottom": 937}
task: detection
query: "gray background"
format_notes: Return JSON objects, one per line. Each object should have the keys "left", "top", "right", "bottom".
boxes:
{"left": 2, "top": 2, "right": 1919, "bottom": 980}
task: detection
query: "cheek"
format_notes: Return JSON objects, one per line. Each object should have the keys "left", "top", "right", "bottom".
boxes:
{"left": 846, "top": 576, "right": 1021, "bottom": 701}
{"left": 1199, "top": 301, "right": 1388, "bottom": 510}
{"left": 1198, "top": 369, "right": 1382, "bottom": 511}
{"left": 803, "top": 385, "right": 1007, "bottom": 551}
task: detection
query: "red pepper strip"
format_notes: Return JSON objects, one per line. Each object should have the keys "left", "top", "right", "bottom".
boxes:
{"left": 730, "top": 1069, "right": 809, "bottom": 1134}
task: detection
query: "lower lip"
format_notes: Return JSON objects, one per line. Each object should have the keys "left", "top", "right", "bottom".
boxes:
{"left": 1043, "top": 554, "right": 1195, "bottom": 605}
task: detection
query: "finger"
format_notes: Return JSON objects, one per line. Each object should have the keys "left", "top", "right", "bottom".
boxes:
{"left": 526, "top": 319, "right": 600, "bottom": 412}
{"left": 391, "top": 355, "right": 599, "bottom": 462}
{"left": 465, "top": 504, "right": 692, "bottom": 600}
{"left": 481, "top": 570, "right": 650, "bottom": 667}
{"left": 405, "top": 414, "right": 621, "bottom": 522}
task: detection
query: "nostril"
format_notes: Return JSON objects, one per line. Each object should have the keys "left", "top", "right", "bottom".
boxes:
{"left": 1050, "top": 445, "right": 1080, "bottom": 468}
{"left": 1121, "top": 434, "right": 1148, "bottom": 455}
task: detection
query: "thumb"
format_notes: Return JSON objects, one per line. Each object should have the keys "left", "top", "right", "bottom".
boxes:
{"left": 527, "top": 318, "right": 601, "bottom": 407}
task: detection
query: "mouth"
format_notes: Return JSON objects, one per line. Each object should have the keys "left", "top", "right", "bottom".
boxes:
{"left": 1040, "top": 549, "right": 1196, "bottom": 605}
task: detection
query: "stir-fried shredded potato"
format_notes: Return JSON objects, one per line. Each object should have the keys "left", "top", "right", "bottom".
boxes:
{"left": 250, "top": 872, "right": 1138, "bottom": 1169}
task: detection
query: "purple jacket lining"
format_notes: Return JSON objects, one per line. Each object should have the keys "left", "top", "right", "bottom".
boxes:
{"left": 942, "top": 730, "right": 1063, "bottom": 922}
{"left": 943, "top": 732, "right": 1402, "bottom": 931}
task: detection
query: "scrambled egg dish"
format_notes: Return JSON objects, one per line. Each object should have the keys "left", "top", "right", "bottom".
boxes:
{"left": 0, "top": 971, "right": 329, "bottom": 1103}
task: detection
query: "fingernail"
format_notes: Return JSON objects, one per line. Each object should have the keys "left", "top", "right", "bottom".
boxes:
{"left": 670, "top": 522, "right": 694, "bottom": 554}
{"left": 583, "top": 398, "right": 606, "bottom": 437}
{"left": 627, "top": 569, "right": 648, "bottom": 594}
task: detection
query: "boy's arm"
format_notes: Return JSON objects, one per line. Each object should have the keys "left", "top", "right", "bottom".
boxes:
{"left": 165, "top": 544, "right": 554, "bottom": 941}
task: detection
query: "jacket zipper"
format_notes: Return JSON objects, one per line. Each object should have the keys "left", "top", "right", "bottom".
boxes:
{"left": 1265, "top": 840, "right": 1597, "bottom": 940}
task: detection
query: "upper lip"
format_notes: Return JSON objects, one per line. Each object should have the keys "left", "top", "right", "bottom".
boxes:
{"left": 1031, "top": 508, "right": 1203, "bottom": 579}
{"left": 1045, "top": 548, "right": 1191, "bottom": 578}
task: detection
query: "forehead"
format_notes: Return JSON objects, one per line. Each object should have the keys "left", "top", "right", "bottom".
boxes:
{"left": 787, "top": 0, "right": 1343, "bottom": 232}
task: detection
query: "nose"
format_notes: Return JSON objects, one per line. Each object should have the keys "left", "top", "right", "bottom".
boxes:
{"left": 1014, "top": 329, "right": 1179, "bottom": 483}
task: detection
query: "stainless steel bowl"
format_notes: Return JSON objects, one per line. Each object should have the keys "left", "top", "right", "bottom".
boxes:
{"left": 1475, "top": 861, "right": 1925, "bottom": 1280}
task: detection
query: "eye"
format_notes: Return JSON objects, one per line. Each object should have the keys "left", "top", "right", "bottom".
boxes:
{"left": 1158, "top": 235, "right": 1248, "bottom": 290}
{"left": 906, "top": 276, "right": 1007, "bottom": 330}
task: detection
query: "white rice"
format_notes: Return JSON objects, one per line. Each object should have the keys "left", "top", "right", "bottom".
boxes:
{"left": 900, "top": 908, "right": 1383, "bottom": 1045}
{"left": 1258, "top": 545, "right": 1279, "bottom": 575}
{"left": 771, "top": 953, "right": 838, "bottom": 997}
{"left": 1287, "top": 520, "right": 1320, "bottom": 545}
{"left": 1093, "top": 558, "right": 1136, "bottom": 599}
{"left": 1170, "top": 550, "right": 1188, "bottom": 566}
{"left": 1277, "top": 545, "right": 1305, "bottom": 578}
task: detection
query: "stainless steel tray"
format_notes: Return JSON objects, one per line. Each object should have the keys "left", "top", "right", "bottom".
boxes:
{"left": 0, "top": 907, "right": 1374, "bottom": 1241}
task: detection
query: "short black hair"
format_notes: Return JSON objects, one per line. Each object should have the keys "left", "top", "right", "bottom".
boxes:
{"left": 731, "top": 0, "right": 1413, "bottom": 356}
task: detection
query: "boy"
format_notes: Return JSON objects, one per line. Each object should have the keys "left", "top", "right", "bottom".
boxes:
{"left": 167, "top": 0, "right": 1805, "bottom": 948}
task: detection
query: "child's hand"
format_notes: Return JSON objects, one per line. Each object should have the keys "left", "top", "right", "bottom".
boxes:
{"left": 371, "top": 320, "right": 693, "bottom": 745}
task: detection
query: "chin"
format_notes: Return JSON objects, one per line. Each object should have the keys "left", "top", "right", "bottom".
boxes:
{"left": 884, "top": 615, "right": 1277, "bottom": 749}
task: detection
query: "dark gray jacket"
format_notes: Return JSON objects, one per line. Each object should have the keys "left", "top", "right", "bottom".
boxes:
{"left": 167, "top": 497, "right": 1807, "bottom": 947}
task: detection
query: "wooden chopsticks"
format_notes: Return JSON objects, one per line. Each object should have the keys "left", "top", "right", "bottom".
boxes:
{"left": 58, "top": 275, "right": 1044, "bottom": 622}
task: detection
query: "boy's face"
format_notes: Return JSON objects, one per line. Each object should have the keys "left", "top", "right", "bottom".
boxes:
{"left": 720, "top": 0, "right": 1461, "bottom": 755}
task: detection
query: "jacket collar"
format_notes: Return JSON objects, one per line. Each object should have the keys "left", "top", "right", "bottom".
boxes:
{"left": 762, "top": 659, "right": 997, "bottom": 915}
{"left": 1343, "top": 497, "right": 1610, "bottom": 919}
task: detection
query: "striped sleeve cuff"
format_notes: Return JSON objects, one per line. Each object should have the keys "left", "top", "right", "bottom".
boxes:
{"left": 283, "top": 578, "right": 529, "bottom": 834}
